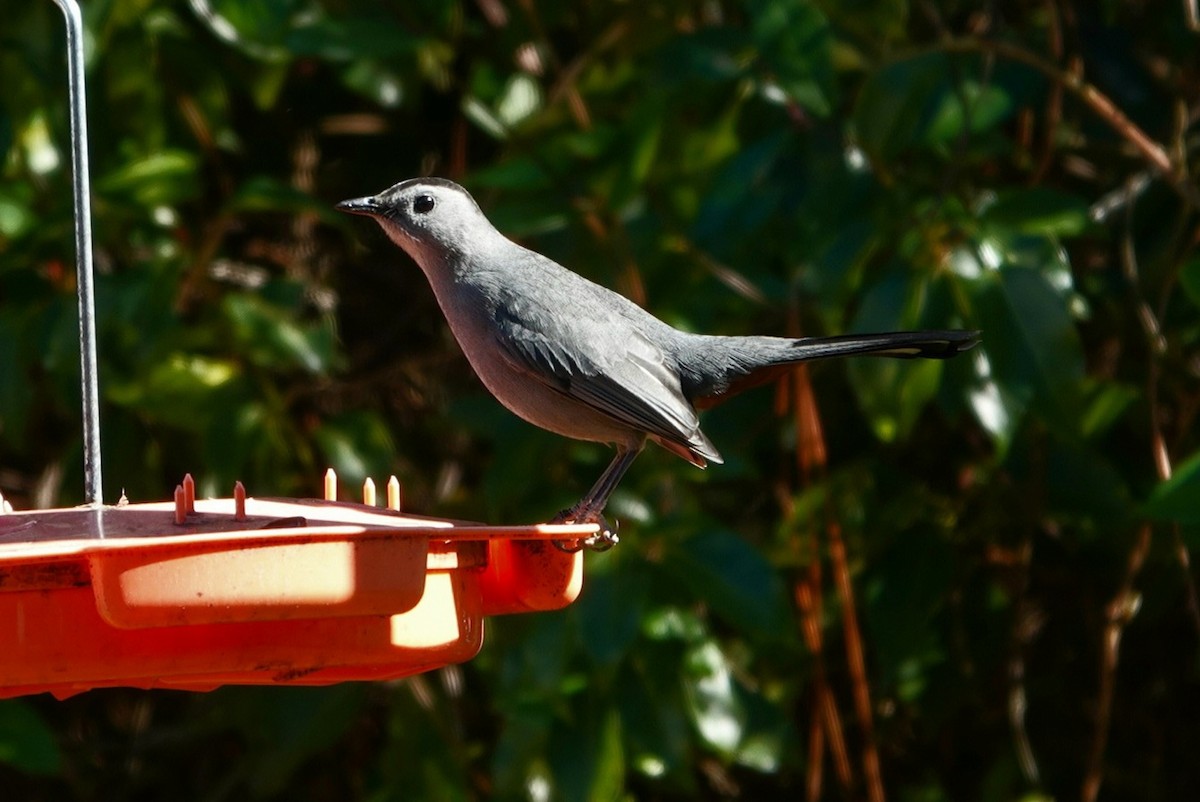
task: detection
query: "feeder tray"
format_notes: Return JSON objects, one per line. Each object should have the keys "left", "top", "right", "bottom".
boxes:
{"left": 0, "top": 478, "right": 595, "bottom": 699}
{"left": 0, "top": 1, "right": 596, "bottom": 699}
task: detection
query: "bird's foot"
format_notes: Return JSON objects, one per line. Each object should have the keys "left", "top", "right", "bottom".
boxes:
{"left": 550, "top": 508, "right": 620, "bottom": 552}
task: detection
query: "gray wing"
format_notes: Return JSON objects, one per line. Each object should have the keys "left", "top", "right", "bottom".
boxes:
{"left": 491, "top": 304, "right": 722, "bottom": 466}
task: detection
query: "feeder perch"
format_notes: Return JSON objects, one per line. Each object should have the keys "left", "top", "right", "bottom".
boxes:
{"left": 0, "top": 1, "right": 596, "bottom": 699}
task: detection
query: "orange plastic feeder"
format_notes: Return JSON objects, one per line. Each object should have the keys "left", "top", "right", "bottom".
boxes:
{"left": 0, "top": 478, "right": 596, "bottom": 699}
{"left": 1, "top": 1, "right": 596, "bottom": 699}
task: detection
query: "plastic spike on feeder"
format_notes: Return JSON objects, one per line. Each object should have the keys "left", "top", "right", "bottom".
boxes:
{"left": 324, "top": 468, "right": 337, "bottom": 501}
{"left": 387, "top": 476, "right": 402, "bottom": 512}
{"left": 0, "top": 0, "right": 598, "bottom": 700}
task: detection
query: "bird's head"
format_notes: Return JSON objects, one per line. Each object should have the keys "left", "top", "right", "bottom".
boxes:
{"left": 337, "top": 177, "right": 496, "bottom": 268}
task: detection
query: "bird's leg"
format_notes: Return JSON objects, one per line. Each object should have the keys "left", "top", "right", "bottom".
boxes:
{"left": 569, "top": 442, "right": 643, "bottom": 522}
{"left": 552, "top": 441, "right": 643, "bottom": 551}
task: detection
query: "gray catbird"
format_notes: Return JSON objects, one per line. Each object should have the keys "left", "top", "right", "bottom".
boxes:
{"left": 339, "top": 178, "right": 978, "bottom": 548}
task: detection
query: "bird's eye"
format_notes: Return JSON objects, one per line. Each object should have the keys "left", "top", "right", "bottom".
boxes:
{"left": 413, "top": 194, "right": 436, "bottom": 214}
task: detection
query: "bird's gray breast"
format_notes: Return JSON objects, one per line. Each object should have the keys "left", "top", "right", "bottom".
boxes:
{"left": 421, "top": 257, "right": 646, "bottom": 447}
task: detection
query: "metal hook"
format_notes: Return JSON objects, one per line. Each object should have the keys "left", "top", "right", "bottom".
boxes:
{"left": 51, "top": 0, "right": 103, "bottom": 506}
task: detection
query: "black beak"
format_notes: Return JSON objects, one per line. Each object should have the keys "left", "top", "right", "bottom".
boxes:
{"left": 336, "top": 195, "right": 381, "bottom": 216}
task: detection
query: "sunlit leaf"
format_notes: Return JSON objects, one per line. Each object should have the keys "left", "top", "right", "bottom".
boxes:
{"left": 1080, "top": 380, "right": 1138, "bottom": 438}
{"left": 1144, "top": 450, "right": 1200, "bottom": 525}
{"left": 462, "top": 96, "right": 509, "bottom": 140}
{"left": 340, "top": 60, "right": 405, "bottom": 108}
{"left": 682, "top": 640, "right": 744, "bottom": 756}
{"left": 984, "top": 188, "right": 1091, "bottom": 237}
{"left": 189, "top": 0, "right": 298, "bottom": 62}
{"left": 96, "top": 150, "right": 199, "bottom": 207}
{"left": 223, "top": 293, "right": 337, "bottom": 375}
{"left": 969, "top": 265, "right": 1085, "bottom": 435}
{"left": 0, "top": 185, "right": 33, "bottom": 240}
{"left": 496, "top": 74, "right": 542, "bottom": 128}
{"left": 926, "top": 80, "right": 1014, "bottom": 145}
{"left": 733, "top": 691, "right": 789, "bottom": 772}
{"left": 106, "top": 353, "right": 240, "bottom": 429}
{"left": 952, "top": 346, "right": 1024, "bottom": 453}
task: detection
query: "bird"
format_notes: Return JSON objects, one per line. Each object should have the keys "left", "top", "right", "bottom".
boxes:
{"left": 338, "top": 178, "right": 979, "bottom": 549}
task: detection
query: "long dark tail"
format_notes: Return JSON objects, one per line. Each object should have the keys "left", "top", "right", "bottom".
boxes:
{"left": 787, "top": 330, "right": 980, "bottom": 360}
{"left": 681, "top": 329, "right": 981, "bottom": 408}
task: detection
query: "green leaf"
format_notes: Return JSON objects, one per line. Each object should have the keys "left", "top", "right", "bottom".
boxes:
{"left": 286, "top": 14, "right": 418, "bottom": 61}
{"left": 106, "top": 353, "right": 240, "bottom": 429}
{"left": 313, "top": 411, "right": 396, "bottom": 488}
{"left": 547, "top": 702, "right": 625, "bottom": 802}
{"left": 340, "top": 60, "right": 405, "bottom": 108}
{"left": 847, "top": 271, "right": 946, "bottom": 442}
{"left": 226, "top": 177, "right": 343, "bottom": 224}
{"left": 853, "top": 52, "right": 950, "bottom": 162}
{"left": 865, "top": 530, "right": 952, "bottom": 701}
{"left": 984, "top": 188, "right": 1091, "bottom": 237}
{"left": 462, "top": 96, "right": 509, "bottom": 140}
{"left": 970, "top": 266, "right": 1086, "bottom": 435}
{"left": 223, "top": 293, "right": 337, "bottom": 375}
{"left": 691, "top": 132, "right": 790, "bottom": 255}
{"left": 665, "top": 529, "right": 789, "bottom": 637}
{"left": 189, "top": 0, "right": 297, "bottom": 62}
{"left": 1080, "top": 380, "right": 1138, "bottom": 438}
{"left": 940, "top": 325, "right": 1024, "bottom": 454}
{"left": 925, "top": 80, "right": 1013, "bottom": 145}
{"left": 1180, "top": 256, "right": 1200, "bottom": 310}
{"left": 573, "top": 553, "right": 647, "bottom": 668}
{"left": 682, "top": 640, "right": 744, "bottom": 756}
{"left": 733, "top": 688, "right": 789, "bottom": 772}
{"left": 0, "top": 184, "right": 33, "bottom": 240}
{"left": 653, "top": 28, "right": 748, "bottom": 86}
{"left": 207, "top": 686, "right": 365, "bottom": 797}
{"left": 854, "top": 52, "right": 1018, "bottom": 163}
{"left": 0, "top": 700, "right": 62, "bottom": 775}
{"left": 496, "top": 73, "right": 542, "bottom": 129}
{"left": 618, "top": 655, "right": 692, "bottom": 783}
{"left": 1144, "top": 450, "right": 1200, "bottom": 525}
{"left": 1045, "top": 440, "right": 1132, "bottom": 522}
{"left": 469, "top": 159, "right": 553, "bottom": 191}
{"left": 96, "top": 150, "right": 199, "bottom": 207}
{"left": 748, "top": 0, "right": 835, "bottom": 116}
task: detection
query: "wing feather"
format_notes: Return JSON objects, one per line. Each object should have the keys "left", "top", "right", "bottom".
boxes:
{"left": 493, "top": 308, "right": 720, "bottom": 464}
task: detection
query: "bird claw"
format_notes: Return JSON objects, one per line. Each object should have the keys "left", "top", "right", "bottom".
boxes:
{"left": 550, "top": 508, "right": 620, "bottom": 552}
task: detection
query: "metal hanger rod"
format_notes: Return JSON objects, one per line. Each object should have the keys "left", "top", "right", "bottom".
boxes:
{"left": 52, "top": 0, "right": 103, "bottom": 506}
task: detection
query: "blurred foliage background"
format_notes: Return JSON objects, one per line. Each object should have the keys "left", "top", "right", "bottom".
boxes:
{"left": 2, "top": 0, "right": 1200, "bottom": 799}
